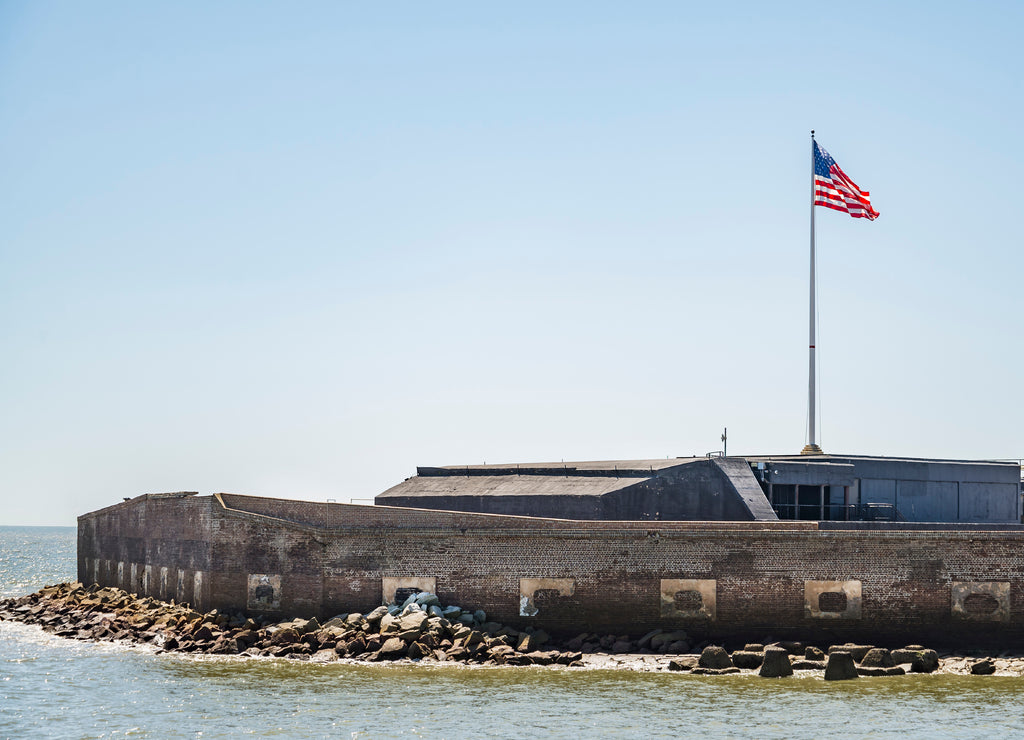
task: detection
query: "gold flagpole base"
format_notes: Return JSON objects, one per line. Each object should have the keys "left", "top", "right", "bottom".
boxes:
{"left": 800, "top": 444, "right": 824, "bottom": 455}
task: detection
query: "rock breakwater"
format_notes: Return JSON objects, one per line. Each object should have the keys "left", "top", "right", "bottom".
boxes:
{"left": 2, "top": 583, "right": 1021, "bottom": 677}
{"left": 0, "top": 583, "right": 582, "bottom": 666}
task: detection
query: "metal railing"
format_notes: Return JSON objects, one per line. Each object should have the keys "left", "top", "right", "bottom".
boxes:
{"left": 772, "top": 503, "right": 906, "bottom": 522}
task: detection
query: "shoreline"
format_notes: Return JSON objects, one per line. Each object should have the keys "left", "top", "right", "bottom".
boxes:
{"left": 2, "top": 582, "right": 1022, "bottom": 678}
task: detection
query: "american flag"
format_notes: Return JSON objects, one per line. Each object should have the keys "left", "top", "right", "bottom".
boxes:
{"left": 813, "top": 141, "right": 879, "bottom": 220}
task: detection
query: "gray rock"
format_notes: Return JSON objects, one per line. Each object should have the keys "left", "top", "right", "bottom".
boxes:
{"left": 824, "top": 651, "right": 859, "bottom": 681}
{"left": 698, "top": 646, "right": 733, "bottom": 670}
{"left": 611, "top": 640, "right": 633, "bottom": 654}
{"left": 910, "top": 650, "right": 940, "bottom": 674}
{"left": 970, "top": 658, "right": 996, "bottom": 675}
{"left": 743, "top": 643, "right": 765, "bottom": 653}
{"left": 415, "top": 592, "right": 441, "bottom": 607}
{"left": 860, "top": 648, "right": 895, "bottom": 668}
{"left": 441, "top": 606, "right": 462, "bottom": 619}
{"left": 428, "top": 605, "right": 444, "bottom": 619}
{"left": 730, "top": 651, "right": 764, "bottom": 670}
{"left": 758, "top": 646, "right": 794, "bottom": 678}
{"left": 637, "top": 629, "right": 663, "bottom": 649}
{"left": 651, "top": 630, "right": 688, "bottom": 650}
{"left": 473, "top": 609, "right": 486, "bottom": 624}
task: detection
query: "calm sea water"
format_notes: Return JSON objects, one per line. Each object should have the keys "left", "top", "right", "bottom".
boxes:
{"left": 2, "top": 526, "right": 1024, "bottom": 739}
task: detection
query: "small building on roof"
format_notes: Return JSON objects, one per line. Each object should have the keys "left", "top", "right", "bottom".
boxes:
{"left": 375, "top": 454, "right": 1023, "bottom": 524}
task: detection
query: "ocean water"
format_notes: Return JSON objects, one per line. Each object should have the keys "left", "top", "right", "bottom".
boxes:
{"left": 2, "top": 526, "right": 1024, "bottom": 739}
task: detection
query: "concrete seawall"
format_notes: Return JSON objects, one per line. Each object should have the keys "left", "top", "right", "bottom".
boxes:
{"left": 78, "top": 492, "right": 1024, "bottom": 646}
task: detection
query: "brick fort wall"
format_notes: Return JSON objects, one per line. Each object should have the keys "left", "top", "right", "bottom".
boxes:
{"left": 78, "top": 493, "right": 1024, "bottom": 646}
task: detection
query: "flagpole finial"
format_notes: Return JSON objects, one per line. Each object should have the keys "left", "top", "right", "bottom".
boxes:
{"left": 811, "top": 129, "right": 815, "bottom": 138}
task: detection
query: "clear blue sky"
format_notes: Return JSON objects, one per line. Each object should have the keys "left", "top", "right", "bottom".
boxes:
{"left": 2, "top": 2, "right": 1021, "bottom": 525}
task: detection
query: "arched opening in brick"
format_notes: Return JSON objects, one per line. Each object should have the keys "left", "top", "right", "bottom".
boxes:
{"left": 673, "top": 590, "right": 704, "bottom": 611}
{"left": 818, "top": 591, "right": 848, "bottom": 613}
{"left": 963, "top": 592, "right": 1000, "bottom": 616}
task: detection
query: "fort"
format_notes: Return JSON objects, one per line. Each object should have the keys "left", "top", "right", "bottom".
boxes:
{"left": 78, "top": 453, "right": 1024, "bottom": 646}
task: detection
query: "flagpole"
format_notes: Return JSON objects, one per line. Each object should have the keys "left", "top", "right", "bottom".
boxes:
{"left": 803, "top": 130, "right": 822, "bottom": 455}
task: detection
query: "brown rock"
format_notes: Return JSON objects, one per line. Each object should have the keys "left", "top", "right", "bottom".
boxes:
{"left": 804, "top": 646, "right": 825, "bottom": 661}
{"left": 699, "top": 646, "right": 733, "bottom": 670}
{"left": 731, "top": 651, "right": 764, "bottom": 670}
{"left": 378, "top": 637, "right": 407, "bottom": 658}
{"left": 860, "top": 648, "right": 895, "bottom": 668}
{"left": 519, "top": 650, "right": 551, "bottom": 665}
{"left": 554, "top": 651, "right": 583, "bottom": 665}
{"left": 668, "top": 658, "right": 695, "bottom": 672}
{"left": 270, "top": 627, "right": 300, "bottom": 646}
{"left": 407, "top": 642, "right": 430, "bottom": 660}
{"left": 857, "top": 666, "right": 906, "bottom": 676}
{"left": 910, "top": 650, "right": 940, "bottom": 674}
{"left": 234, "top": 629, "right": 259, "bottom": 647}
{"left": 488, "top": 645, "right": 516, "bottom": 663}
{"left": 970, "top": 658, "right": 996, "bottom": 675}
{"left": 691, "top": 667, "right": 741, "bottom": 675}
{"left": 828, "top": 644, "right": 874, "bottom": 663}
{"left": 446, "top": 646, "right": 469, "bottom": 661}
{"left": 517, "top": 630, "right": 550, "bottom": 653}
{"left": 824, "top": 651, "right": 858, "bottom": 681}
{"left": 758, "top": 646, "right": 794, "bottom": 678}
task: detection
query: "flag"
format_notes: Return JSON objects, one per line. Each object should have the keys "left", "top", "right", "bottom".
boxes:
{"left": 813, "top": 141, "right": 879, "bottom": 220}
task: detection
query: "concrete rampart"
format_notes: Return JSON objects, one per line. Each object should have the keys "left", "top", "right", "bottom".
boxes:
{"left": 78, "top": 493, "right": 1024, "bottom": 646}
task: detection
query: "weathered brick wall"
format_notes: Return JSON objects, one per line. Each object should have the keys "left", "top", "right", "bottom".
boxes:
{"left": 79, "top": 494, "right": 1024, "bottom": 646}
{"left": 78, "top": 493, "right": 215, "bottom": 608}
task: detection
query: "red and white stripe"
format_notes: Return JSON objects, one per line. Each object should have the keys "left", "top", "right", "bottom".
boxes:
{"left": 814, "top": 164, "right": 879, "bottom": 220}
